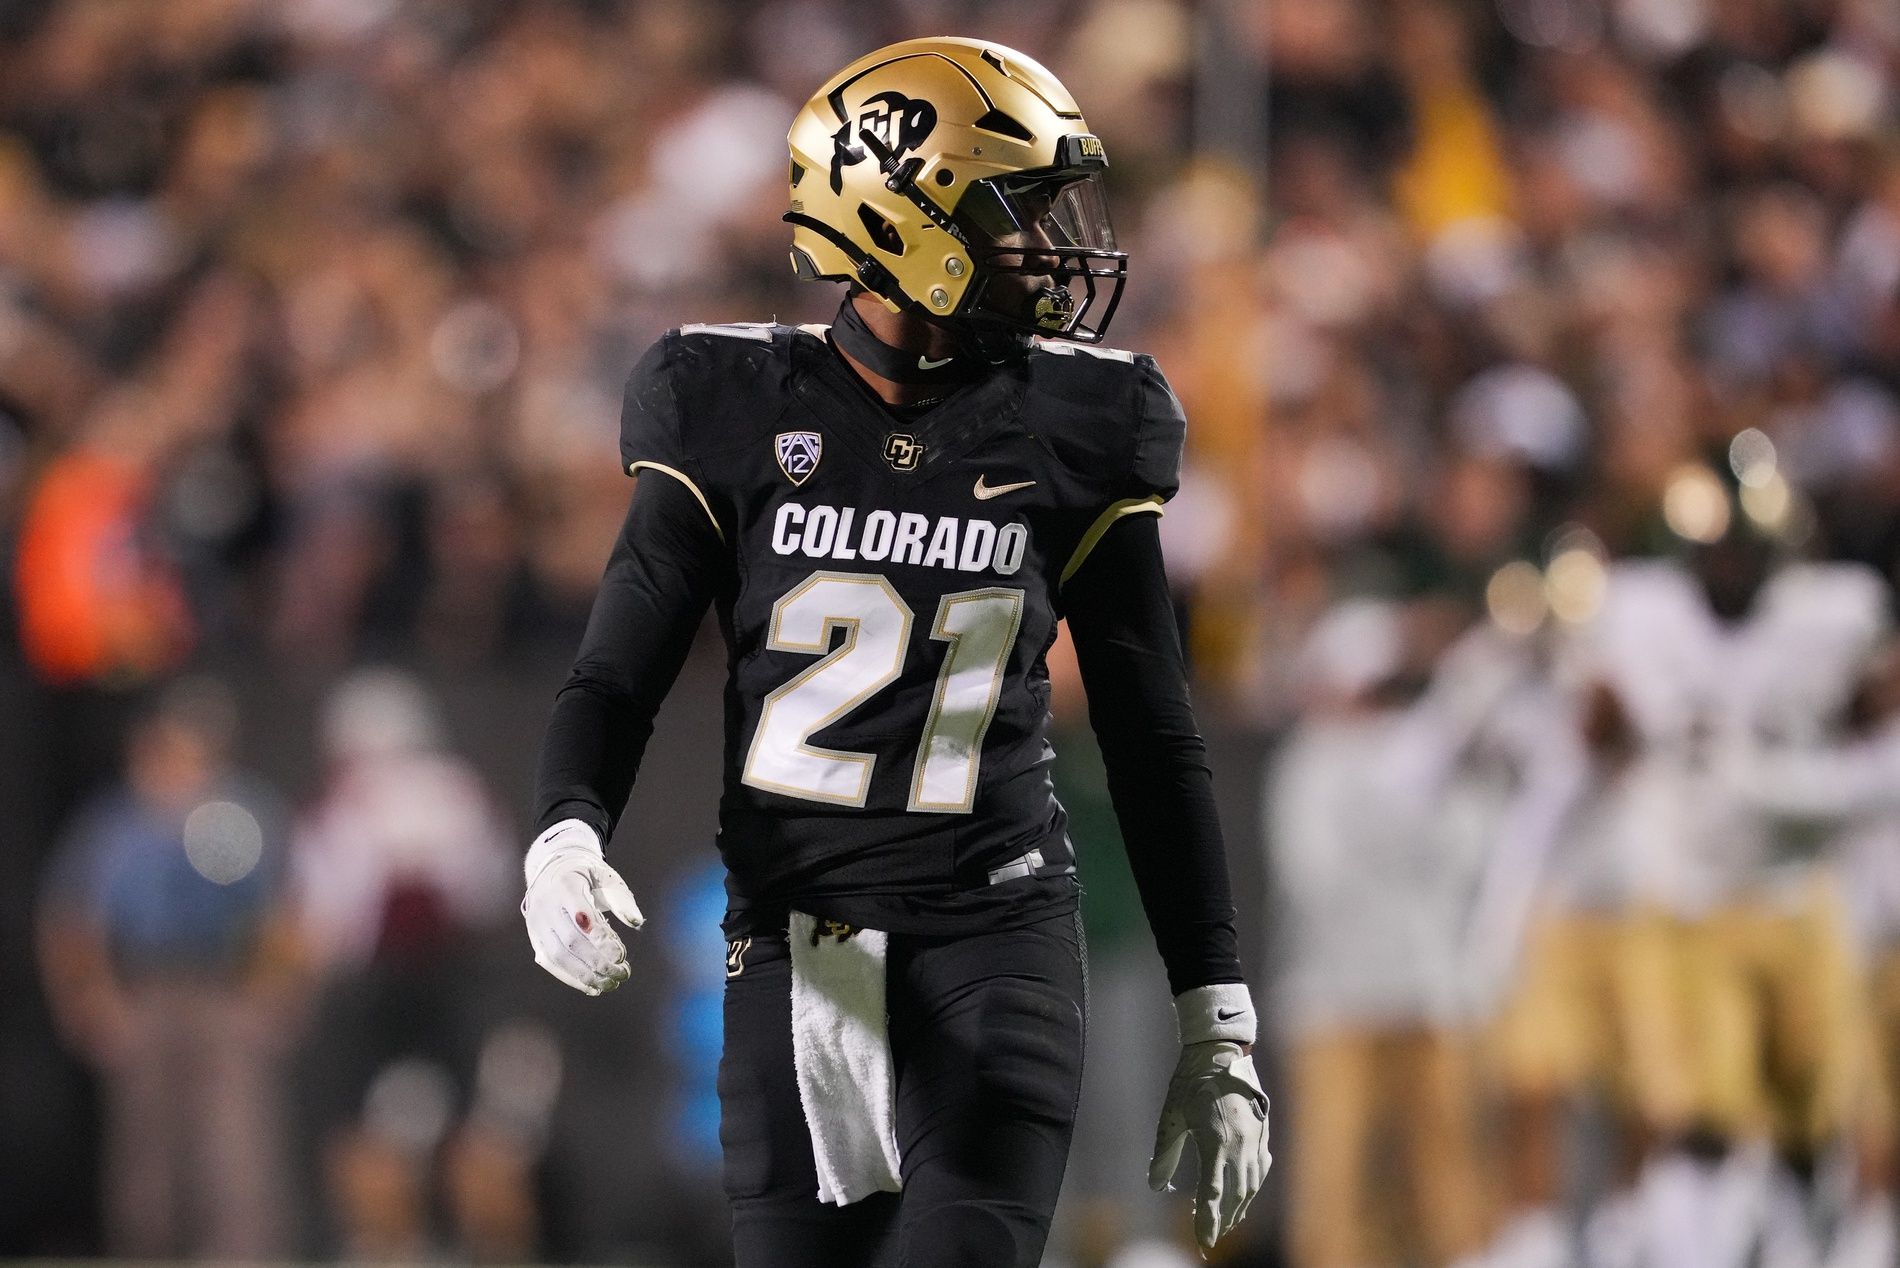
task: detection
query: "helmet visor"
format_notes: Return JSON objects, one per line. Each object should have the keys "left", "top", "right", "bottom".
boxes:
{"left": 956, "top": 171, "right": 1118, "bottom": 252}
{"left": 952, "top": 171, "right": 1127, "bottom": 343}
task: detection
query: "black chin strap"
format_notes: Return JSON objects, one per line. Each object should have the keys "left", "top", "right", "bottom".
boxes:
{"left": 829, "top": 298, "right": 987, "bottom": 387}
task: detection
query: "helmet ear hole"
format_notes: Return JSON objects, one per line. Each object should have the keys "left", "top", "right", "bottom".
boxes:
{"left": 858, "top": 204, "right": 905, "bottom": 256}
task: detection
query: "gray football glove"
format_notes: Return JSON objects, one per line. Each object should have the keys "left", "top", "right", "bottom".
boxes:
{"left": 1148, "top": 984, "right": 1273, "bottom": 1253}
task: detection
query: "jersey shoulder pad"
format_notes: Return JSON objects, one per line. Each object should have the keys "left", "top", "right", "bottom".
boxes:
{"left": 1600, "top": 559, "right": 1702, "bottom": 616}
{"left": 1588, "top": 560, "right": 1709, "bottom": 653}
{"left": 618, "top": 322, "right": 807, "bottom": 476}
{"left": 1024, "top": 341, "right": 1184, "bottom": 503}
{"left": 1761, "top": 562, "right": 1892, "bottom": 641}
{"left": 1573, "top": 562, "right": 1709, "bottom": 722}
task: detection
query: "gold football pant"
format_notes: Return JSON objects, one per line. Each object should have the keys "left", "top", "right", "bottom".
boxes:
{"left": 1863, "top": 948, "right": 1900, "bottom": 1182}
{"left": 1677, "top": 880, "right": 1868, "bottom": 1150}
{"left": 1494, "top": 908, "right": 1698, "bottom": 1133}
{"left": 1289, "top": 1027, "right": 1491, "bottom": 1268}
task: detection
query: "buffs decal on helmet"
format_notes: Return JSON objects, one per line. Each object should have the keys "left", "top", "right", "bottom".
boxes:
{"left": 785, "top": 37, "right": 1128, "bottom": 348}
{"left": 831, "top": 93, "right": 938, "bottom": 194}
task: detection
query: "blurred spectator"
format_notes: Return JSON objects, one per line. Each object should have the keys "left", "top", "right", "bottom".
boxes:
{"left": 35, "top": 675, "right": 298, "bottom": 1259}
{"left": 13, "top": 438, "right": 191, "bottom": 686}
{"left": 292, "top": 667, "right": 547, "bottom": 1261}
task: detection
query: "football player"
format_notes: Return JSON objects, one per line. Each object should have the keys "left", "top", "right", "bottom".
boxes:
{"left": 519, "top": 38, "right": 1269, "bottom": 1268}
{"left": 1552, "top": 500, "right": 1887, "bottom": 1268}
{"left": 1713, "top": 640, "right": 1900, "bottom": 1268}
{"left": 1487, "top": 567, "right": 1706, "bottom": 1268}
{"left": 1269, "top": 599, "right": 1532, "bottom": 1268}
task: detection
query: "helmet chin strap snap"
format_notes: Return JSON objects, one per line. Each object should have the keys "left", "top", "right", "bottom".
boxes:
{"left": 829, "top": 297, "right": 984, "bottom": 386}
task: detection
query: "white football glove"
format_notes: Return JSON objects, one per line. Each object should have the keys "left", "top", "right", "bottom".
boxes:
{"left": 1148, "top": 984, "right": 1273, "bottom": 1253}
{"left": 521, "top": 819, "right": 643, "bottom": 995}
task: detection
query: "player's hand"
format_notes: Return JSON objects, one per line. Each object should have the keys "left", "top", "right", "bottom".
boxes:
{"left": 521, "top": 819, "right": 643, "bottom": 995}
{"left": 1147, "top": 985, "right": 1272, "bottom": 1254}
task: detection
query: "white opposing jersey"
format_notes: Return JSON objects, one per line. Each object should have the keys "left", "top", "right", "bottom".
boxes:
{"left": 1727, "top": 712, "right": 1900, "bottom": 951}
{"left": 1569, "top": 559, "right": 1890, "bottom": 911}
{"left": 1268, "top": 621, "right": 1568, "bottom": 1030}
{"left": 1268, "top": 710, "right": 1480, "bottom": 1031}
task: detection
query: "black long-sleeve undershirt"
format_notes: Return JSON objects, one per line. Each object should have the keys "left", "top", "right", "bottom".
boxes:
{"left": 1062, "top": 515, "right": 1243, "bottom": 993}
{"left": 535, "top": 471, "right": 726, "bottom": 843}
{"left": 533, "top": 476, "right": 1244, "bottom": 993}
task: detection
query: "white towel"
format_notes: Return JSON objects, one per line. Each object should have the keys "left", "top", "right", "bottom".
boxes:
{"left": 788, "top": 911, "right": 903, "bottom": 1205}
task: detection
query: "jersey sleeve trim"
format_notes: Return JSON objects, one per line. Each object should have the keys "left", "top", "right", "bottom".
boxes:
{"left": 1060, "top": 495, "right": 1164, "bottom": 587}
{"left": 627, "top": 459, "right": 725, "bottom": 542}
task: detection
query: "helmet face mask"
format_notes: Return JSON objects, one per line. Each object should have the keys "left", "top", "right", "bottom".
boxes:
{"left": 785, "top": 38, "right": 1130, "bottom": 353}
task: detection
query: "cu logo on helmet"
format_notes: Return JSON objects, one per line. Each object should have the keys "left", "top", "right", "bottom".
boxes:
{"left": 830, "top": 91, "right": 936, "bottom": 193}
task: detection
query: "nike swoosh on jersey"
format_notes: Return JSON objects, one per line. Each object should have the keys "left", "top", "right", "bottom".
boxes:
{"left": 917, "top": 354, "right": 955, "bottom": 370}
{"left": 973, "top": 475, "right": 1038, "bottom": 500}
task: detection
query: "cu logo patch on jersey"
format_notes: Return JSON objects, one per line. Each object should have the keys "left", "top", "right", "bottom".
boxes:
{"left": 830, "top": 91, "right": 936, "bottom": 193}
{"left": 884, "top": 432, "right": 924, "bottom": 471}
{"left": 775, "top": 431, "right": 822, "bottom": 486}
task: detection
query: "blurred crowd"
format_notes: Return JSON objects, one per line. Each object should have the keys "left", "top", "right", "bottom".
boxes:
{"left": 35, "top": 669, "right": 542, "bottom": 1260}
{"left": 2, "top": 0, "right": 1899, "bottom": 1264}
{"left": 1218, "top": 0, "right": 1900, "bottom": 1266}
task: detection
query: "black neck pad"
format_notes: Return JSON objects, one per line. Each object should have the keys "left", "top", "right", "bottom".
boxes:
{"left": 829, "top": 298, "right": 981, "bottom": 387}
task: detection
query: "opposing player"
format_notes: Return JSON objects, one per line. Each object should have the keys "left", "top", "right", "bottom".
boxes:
{"left": 1270, "top": 599, "right": 1541, "bottom": 1268}
{"left": 1553, "top": 503, "right": 1887, "bottom": 1268}
{"left": 519, "top": 39, "right": 1269, "bottom": 1267}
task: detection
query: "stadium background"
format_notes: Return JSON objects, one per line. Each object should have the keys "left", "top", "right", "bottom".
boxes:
{"left": 0, "top": 0, "right": 1896, "bottom": 1264}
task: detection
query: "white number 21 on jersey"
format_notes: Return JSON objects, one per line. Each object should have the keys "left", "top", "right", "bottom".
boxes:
{"left": 740, "top": 571, "right": 1025, "bottom": 813}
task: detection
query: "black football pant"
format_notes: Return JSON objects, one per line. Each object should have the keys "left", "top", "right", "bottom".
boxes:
{"left": 718, "top": 910, "right": 1087, "bottom": 1268}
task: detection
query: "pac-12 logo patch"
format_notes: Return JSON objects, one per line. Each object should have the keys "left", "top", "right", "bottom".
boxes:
{"left": 775, "top": 431, "right": 822, "bottom": 486}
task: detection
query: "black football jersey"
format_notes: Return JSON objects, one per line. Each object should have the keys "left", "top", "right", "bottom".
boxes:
{"left": 617, "top": 321, "right": 1184, "bottom": 935}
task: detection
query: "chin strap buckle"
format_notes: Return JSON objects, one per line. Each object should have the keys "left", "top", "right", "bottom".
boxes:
{"left": 885, "top": 156, "right": 924, "bottom": 194}
{"left": 858, "top": 127, "right": 968, "bottom": 245}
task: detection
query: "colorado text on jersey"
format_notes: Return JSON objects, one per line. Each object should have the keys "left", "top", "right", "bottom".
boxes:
{"left": 769, "top": 503, "right": 1030, "bottom": 575}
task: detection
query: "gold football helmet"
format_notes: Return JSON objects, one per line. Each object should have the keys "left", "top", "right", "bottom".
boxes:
{"left": 786, "top": 37, "right": 1126, "bottom": 347}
